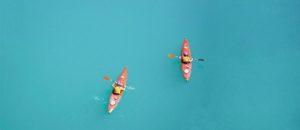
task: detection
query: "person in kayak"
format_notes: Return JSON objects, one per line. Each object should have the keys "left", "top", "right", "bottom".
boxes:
{"left": 181, "top": 52, "right": 193, "bottom": 64}
{"left": 112, "top": 82, "right": 125, "bottom": 95}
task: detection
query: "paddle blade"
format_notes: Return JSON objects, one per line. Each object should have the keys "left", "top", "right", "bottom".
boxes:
{"left": 168, "top": 53, "right": 175, "bottom": 59}
{"left": 103, "top": 75, "right": 110, "bottom": 81}
{"left": 197, "top": 58, "right": 205, "bottom": 61}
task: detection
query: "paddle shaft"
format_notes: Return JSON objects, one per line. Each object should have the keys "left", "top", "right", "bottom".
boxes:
{"left": 177, "top": 56, "right": 204, "bottom": 62}
{"left": 105, "top": 78, "right": 132, "bottom": 90}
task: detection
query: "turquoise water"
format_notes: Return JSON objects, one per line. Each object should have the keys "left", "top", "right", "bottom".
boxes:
{"left": 1, "top": 0, "right": 300, "bottom": 129}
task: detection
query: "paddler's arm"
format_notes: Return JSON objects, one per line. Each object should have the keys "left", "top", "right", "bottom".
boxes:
{"left": 111, "top": 82, "right": 117, "bottom": 88}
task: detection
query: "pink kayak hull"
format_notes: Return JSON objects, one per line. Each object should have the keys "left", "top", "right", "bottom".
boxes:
{"left": 181, "top": 39, "right": 192, "bottom": 81}
{"left": 107, "top": 68, "right": 128, "bottom": 114}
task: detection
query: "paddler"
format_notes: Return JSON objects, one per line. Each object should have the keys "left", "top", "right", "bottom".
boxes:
{"left": 112, "top": 82, "right": 125, "bottom": 95}
{"left": 181, "top": 52, "right": 193, "bottom": 64}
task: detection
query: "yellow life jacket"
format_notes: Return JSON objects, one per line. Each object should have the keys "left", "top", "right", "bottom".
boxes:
{"left": 114, "top": 86, "right": 121, "bottom": 94}
{"left": 182, "top": 56, "right": 190, "bottom": 62}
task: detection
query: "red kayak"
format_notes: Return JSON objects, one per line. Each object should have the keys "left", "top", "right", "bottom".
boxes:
{"left": 181, "top": 39, "right": 192, "bottom": 81}
{"left": 108, "top": 68, "right": 128, "bottom": 114}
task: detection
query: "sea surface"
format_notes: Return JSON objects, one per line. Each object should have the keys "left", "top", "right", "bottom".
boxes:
{"left": 1, "top": 0, "right": 300, "bottom": 130}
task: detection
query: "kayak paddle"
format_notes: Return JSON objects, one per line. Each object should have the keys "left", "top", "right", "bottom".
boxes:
{"left": 103, "top": 75, "right": 135, "bottom": 90}
{"left": 168, "top": 53, "right": 204, "bottom": 62}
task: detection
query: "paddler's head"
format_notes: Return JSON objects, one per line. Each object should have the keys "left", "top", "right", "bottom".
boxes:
{"left": 115, "top": 81, "right": 122, "bottom": 87}
{"left": 183, "top": 52, "right": 188, "bottom": 57}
